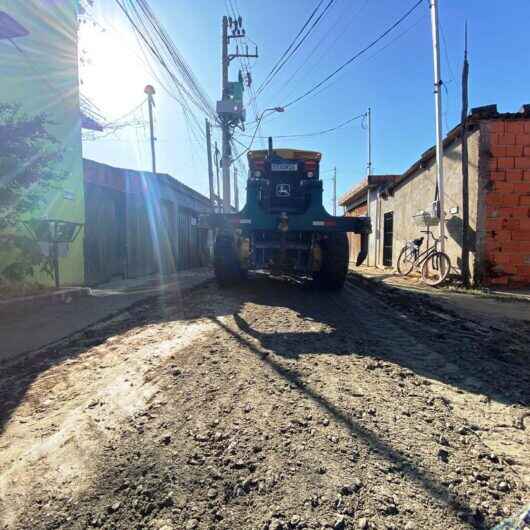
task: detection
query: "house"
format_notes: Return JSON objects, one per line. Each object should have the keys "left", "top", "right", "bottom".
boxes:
{"left": 0, "top": 2, "right": 213, "bottom": 290}
{"left": 0, "top": 0, "right": 85, "bottom": 286}
{"left": 83, "top": 159, "right": 212, "bottom": 286}
{"left": 339, "top": 104, "right": 530, "bottom": 287}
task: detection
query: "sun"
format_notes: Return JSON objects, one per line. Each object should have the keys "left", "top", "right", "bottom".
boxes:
{"left": 78, "top": 19, "right": 151, "bottom": 120}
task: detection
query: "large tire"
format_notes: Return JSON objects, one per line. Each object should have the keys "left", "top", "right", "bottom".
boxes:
{"left": 314, "top": 232, "right": 349, "bottom": 290}
{"left": 214, "top": 234, "right": 241, "bottom": 287}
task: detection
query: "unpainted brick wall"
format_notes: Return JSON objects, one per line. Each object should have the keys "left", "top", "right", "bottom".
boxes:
{"left": 345, "top": 203, "right": 368, "bottom": 265}
{"left": 483, "top": 119, "right": 530, "bottom": 286}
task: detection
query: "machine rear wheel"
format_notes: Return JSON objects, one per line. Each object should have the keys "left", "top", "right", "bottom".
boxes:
{"left": 314, "top": 232, "right": 349, "bottom": 290}
{"left": 214, "top": 234, "right": 242, "bottom": 287}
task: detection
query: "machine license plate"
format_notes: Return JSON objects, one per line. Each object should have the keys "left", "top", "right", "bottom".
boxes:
{"left": 271, "top": 163, "right": 297, "bottom": 172}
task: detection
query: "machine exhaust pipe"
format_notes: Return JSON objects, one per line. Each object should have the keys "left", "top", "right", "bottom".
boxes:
{"left": 268, "top": 136, "right": 273, "bottom": 158}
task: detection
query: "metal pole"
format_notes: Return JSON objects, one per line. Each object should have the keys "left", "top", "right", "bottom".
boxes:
{"left": 333, "top": 166, "right": 337, "bottom": 216}
{"left": 146, "top": 92, "right": 156, "bottom": 175}
{"left": 234, "top": 167, "right": 239, "bottom": 211}
{"left": 366, "top": 107, "right": 372, "bottom": 265}
{"left": 205, "top": 118, "right": 215, "bottom": 205}
{"left": 429, "top": 0, "right": 446, "bottom": 253}
{"left": 367, "top": 107, "right": 372, "bottom": 176}
{"left": 221, "top": 16, "right": 231, "bottom": 212}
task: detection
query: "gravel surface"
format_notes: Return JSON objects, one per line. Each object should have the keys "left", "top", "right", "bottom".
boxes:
{"left": 0, "top": 273, "right": 529, "bottom": 530}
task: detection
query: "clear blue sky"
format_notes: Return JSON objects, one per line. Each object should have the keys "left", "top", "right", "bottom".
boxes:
{"left": 82, "top": 0, "right": 530, "bottom": 212}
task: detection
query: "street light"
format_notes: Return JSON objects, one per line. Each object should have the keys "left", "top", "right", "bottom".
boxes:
{"left": 231, "top": 106, "right": 285, "bottom": 163}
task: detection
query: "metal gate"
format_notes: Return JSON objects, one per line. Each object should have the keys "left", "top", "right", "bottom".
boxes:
{"left": 383, "top": 211, "right": 394, "bottom": 267}
{"left": 84, "top": 184, "right": 126, "bottom": 285}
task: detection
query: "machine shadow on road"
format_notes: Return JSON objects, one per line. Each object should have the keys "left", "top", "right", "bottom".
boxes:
{"left": 231, "top": 273, "right": 530, "bottom": 409}
{"left": 210, "top": 315, "right": 478, "bottom": 524}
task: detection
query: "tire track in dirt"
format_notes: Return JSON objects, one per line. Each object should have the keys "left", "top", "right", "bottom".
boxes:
{"left": 2, "top": 276, "right": 528, "bottom": 530}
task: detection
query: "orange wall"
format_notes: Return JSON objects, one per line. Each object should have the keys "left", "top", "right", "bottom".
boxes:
{"left": 484, "top": 119, "right": 530, "bottom": 286}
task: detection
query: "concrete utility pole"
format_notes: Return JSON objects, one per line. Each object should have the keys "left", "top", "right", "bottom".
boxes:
{"left": 233, "top": 167, "right": 239, "bottom": 211}
{"left": 205, "top": 118, "right": 215, "bottom": 206}
{"left": 333, "top": 166, "right": 337, "bottom": 216}
{"left": 219, "top": 15, "right": 258, "bottom": 212}
{"left": 429, "top": 0, "right": 446, "bottom": 253}
{"left": 144, "top": 85, "right": 157, "bottom": 175}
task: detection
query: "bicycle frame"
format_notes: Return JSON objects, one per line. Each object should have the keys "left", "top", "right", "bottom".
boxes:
{"left": 405, "top": 227, "right": 443, "bottom": 269}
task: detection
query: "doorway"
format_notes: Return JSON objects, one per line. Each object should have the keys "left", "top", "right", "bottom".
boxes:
{"left": 382, "top": 211, "right": 394, "bottom": 267}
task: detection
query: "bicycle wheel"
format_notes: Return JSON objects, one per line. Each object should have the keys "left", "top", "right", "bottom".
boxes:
{"left": 397, "top": 246, "right": 415, "bottom": 276}
{"left": 421, "top": 252, "right": 451, "bottom": 286}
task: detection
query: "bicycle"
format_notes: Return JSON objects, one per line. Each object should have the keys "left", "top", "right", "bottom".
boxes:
{"left": 396, "top": 225, "right": 451, "bottom": 286}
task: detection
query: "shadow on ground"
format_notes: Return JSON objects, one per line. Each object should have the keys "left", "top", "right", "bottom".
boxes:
{"left": 0, "top": 280, "right": 240, "bottom": 435}
{"left": 230, "top": 273, "right": 530, "bottom": 408}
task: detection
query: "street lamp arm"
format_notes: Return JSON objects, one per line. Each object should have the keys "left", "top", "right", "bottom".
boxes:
{"left": 231, "top": 107, "right": 284, "bottom": 164}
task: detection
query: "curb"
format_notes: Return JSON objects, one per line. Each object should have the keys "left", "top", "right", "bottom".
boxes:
{"left": 1, "top": 275, "right": 214, "bottom": 369}
{"left": 0, "top": 287, "right": 91, "bottom": 312}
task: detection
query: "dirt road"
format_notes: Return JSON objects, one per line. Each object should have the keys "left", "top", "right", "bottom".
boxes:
{"left": 0, "top": 274, "right": 529, "bottom": 530}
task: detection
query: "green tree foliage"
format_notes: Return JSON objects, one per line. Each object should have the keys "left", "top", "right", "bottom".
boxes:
{"left": 0, "top": 103, "right": 66, "bottom": 282}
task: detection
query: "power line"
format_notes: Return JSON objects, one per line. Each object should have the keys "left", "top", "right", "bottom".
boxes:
{"left": 254, "top": 0, "right": 337, "bottom": 99}
{"left": 251, "top": 0, "right": 326, "bottom": 98}
{"left": 279, "top": 0, "right": 369, "bottom": 101}
{"left": 237, "top": 112, "right": 366, "bottom": 140}
{"left": 305, "top": 10, "right": 428, "bottom": 105}
{"left": 281, "top": 0, "right": 425, "bottom": 109}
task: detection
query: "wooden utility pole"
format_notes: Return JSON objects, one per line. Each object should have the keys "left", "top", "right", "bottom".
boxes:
{"left": 461, "top": 23, "right": 470, "bottom": 286}
{"left": 205, "top": 118, "right": 215, "bottom": 206}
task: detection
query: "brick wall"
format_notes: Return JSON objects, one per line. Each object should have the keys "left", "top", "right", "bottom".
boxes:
{"left": 483, "top": 119, "right": 530, "bottom": 286}
{"left": 345, "top": 203, "right": 368, "bottom": 265}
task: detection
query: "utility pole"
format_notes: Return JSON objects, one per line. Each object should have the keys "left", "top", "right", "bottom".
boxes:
{"left": 333, "top": 166, "right": 337, "bottom": 216}
{"left": 233, "top": 167, "right": 239, "bottom": 211}
{"left": 205, "top": 118, "right": 215, "bottom": 206}
{"left": 144, "top": 85, "right": 157, "bottom": 175}
{"left": 461, "top": 23, "right": 470, "bottom": 286}
{"left": 214, "top": 141, "right": 221, "bottom": 211}
{"left": 366, "top": 108, "right": 372, "bottom": 266}
{"left": 429, "top": 0, "right": 446, "bottom": 253}
{"left": 367, "top": 107, "right": 372, "bottom": 177}
{"left": 218, "top": 15, "right": 258, "bottom": 212}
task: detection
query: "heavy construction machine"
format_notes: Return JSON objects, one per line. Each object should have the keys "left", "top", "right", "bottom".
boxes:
{"left": 207, "top": 141, "right": 371, "bottom": 289}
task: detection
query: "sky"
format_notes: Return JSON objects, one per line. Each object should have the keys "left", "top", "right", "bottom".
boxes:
{"left": 80, "top": 0, "right": 530, "bottom": 213}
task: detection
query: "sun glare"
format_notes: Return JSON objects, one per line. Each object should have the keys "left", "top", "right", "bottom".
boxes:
{"left": 78, "top": 21, "right": 150, "bottom": 119}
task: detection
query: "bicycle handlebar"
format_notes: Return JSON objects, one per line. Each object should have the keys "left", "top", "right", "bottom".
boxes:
{"left": 419, "top": 230, "right": 448, "bottom": 241}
